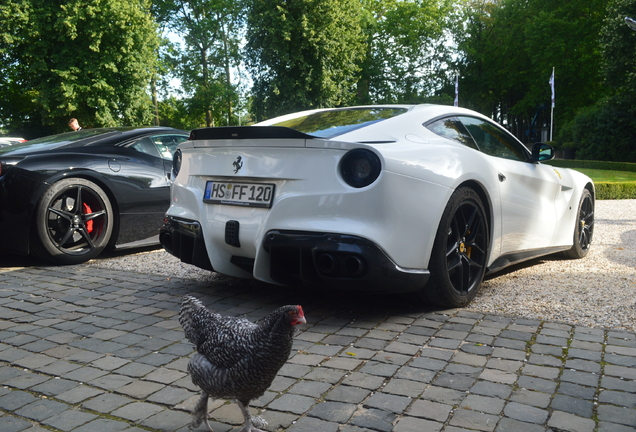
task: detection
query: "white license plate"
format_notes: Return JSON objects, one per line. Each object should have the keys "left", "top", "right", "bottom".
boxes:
{"left": 203, "top": 181, "right": 275, "bottom": 208}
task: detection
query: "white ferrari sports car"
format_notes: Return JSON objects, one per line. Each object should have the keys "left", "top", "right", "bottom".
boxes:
{"left": 160, "top": 105, "right": 594, "bottom": 307}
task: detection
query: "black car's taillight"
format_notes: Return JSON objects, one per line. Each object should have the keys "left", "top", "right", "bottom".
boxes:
{"left": 339, "top": 149, "right": 381, "bottom": 188}
{"left": 173, "top": 149, "right": 182, "bottom": 176}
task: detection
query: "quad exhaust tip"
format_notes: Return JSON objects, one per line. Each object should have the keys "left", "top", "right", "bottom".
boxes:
{"left": 316, "top": 253, "right": 366, "bottom": 277}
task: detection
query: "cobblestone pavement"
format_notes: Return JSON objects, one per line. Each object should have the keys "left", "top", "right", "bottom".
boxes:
{"left": 1, "top": 263, "right": 635, "bottom": 432}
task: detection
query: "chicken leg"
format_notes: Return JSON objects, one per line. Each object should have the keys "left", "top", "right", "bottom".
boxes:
{"left": 236, "top": 400, "right": 267, "bottom": 432}
{"left": 190, "top": 391, "right": 214, "bottom": 432}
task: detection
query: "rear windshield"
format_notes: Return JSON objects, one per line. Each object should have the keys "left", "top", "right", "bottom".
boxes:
{"left": 270, "top": 107, "right": 408, "bottom": 139}
{"left": 0, "top": 129, "right": 118, "bottom": 155}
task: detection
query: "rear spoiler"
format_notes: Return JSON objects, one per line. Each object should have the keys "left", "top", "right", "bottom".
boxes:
{"left": 188, "top": 126, "right": 315, "bottom": 141}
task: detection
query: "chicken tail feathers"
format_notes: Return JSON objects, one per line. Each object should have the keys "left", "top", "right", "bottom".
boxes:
{"left": 180, "top": 295, "right": 215, "bottom": 347}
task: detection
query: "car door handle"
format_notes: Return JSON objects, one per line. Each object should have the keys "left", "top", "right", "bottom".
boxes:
{"left": 498, "top": 173, "right": 506, "bottom": 182}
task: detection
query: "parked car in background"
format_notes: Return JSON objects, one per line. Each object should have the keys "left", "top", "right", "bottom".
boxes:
{"left": 0, "top": 127, "right": 188, "bottom": 264}
{"left": 0, "top": 137, "right": 26, "bottom": 147}
{"left": 160, "top": 105, "right": 594, "bottom": 307}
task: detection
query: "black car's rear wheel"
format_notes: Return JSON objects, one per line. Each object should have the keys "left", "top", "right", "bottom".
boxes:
{"left": 420, "top": 187, "right": 489, "bottom": 308}
{"left": 563, "top": 188, "right": 594, "bottom": 259}
{"left": 32, "top": 178, "right": 114, "bottom": 264}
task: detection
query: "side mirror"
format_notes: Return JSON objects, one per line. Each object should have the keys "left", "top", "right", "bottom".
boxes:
{"left": 531, "top": 142, "right": 555, "bottom": 162}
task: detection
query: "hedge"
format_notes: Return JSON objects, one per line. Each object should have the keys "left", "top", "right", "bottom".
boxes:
{"left": 594, "top": 182, "right": 636, "bottom": 200}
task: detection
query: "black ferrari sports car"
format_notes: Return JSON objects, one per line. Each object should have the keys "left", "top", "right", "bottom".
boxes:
{"left": 0, "top": 126, "right": 188, "bottom": 264}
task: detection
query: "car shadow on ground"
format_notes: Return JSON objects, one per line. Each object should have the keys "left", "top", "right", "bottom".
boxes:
{"left": 482, "top": 250, "right": 580, "bottom": 281}
{"left": 483, "top": 257, "right": 547, "bottom": 280}
{"left": 176, "top": 271, "right": 445, "bottom": 322}
{"left": 0, "top": 249, "right": 437, "bottom": 320}
{"left": 98, "top": 244, "right": 163, "bottom": 259}
{"left": 0, "top": 248, "right": 555, "bottom": 320}
{"left": 1, "top": 244, "right": 163, "bottom": 267}
{"left": 0, "top": 252, "right": 51, "bottom": 268}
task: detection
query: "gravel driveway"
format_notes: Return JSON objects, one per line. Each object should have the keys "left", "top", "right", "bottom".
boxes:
{"left": 86, "top": 199, "right": 636, "bottom": 332}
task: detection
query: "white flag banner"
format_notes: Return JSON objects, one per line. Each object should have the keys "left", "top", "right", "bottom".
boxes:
{"left": 549, "top": 68, "right": 555, "bottom": 108}
{"left": 549, "top": 67, "right": 555, "bottom": 141}
{"left": 454, "top": 75, "right": 458, "bottom": 107}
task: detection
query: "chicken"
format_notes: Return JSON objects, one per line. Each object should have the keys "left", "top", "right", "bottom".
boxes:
{"left": 179, "top": 295, "right": 306, "bottom": 432}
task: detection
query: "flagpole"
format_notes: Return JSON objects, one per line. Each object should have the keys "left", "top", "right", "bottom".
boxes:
{"left": 454, "top": 75, "right": 458, "bottom": 107}
{"left": 549, "top": 67, "right": 555, "bottom": 141}
{"left": 550, "top": 104, "right": 554, "bottom": 142}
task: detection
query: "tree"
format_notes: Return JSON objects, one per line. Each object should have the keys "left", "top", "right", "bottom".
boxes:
{"left": 0, "top": 0, "right": 159, "bottom": 135}
{"left": 245, "top": 0, "right": 366, "bottom": 120}
{"left": 164, "top": 0, "right": 244, "bottom": 127}
{"left": 151, "top": 0, "right": 183, "bottom": 126}
{"left": 521, "top": 0, "right": 607, "bottom": 125}
{"left": 602, "top": 0, "right": 636, "bottom": 103}
{"left": 454, "top": 0, "right": 607, "bottom": 143}
{"left": 158, "top": 95, "right": 206, "bottom": 129}
{"left": 358, "top": 0, "right": 456, "bottom": 104}
{"left": 560, "top": 0, "right": 636, "bottom": 162}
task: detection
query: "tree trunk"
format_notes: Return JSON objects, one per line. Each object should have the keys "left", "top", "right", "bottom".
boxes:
{"left": 201, "top": 47, "right": 214, "bottom": 128}
{"left": 219, "top": 16, "right": 233, "bottom": 125}
{"left": 151, "top": 76, "right": 159, "bottom": 126}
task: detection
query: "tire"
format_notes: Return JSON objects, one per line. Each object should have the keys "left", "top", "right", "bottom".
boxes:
{"left": 562, "top": 188, "right": 594, "bottom": 259}
{"left": 420, "top": 187, "right": 489, "bottom": 308}
{"left": 32, "top": 178, "right": 114, "bottom": 264}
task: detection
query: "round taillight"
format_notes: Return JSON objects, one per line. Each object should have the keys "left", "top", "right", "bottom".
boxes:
{"left": 172, "top": 149, "right": 182, "bottom": 176}
{"left": 340, "top": 149, "right": 381, "bottom": 188}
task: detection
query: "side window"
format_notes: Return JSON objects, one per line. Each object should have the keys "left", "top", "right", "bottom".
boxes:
{"left": 457, "top": 116, "right": 527, "bottom": 161}
{"left": 151, "top": 134, "right": 188, "bottom": 160}
{"left": 130, "top": 137, "right": 161, "bottom": 158}
{"left": 425, "top": 117, "right": 479, "bottom": 150}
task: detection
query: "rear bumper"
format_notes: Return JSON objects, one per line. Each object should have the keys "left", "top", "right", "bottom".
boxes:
{"left": 160, "top": 216, "right": 429, "bottom": 293}
{"left": 262, "top": 230, "right": 429, "bottom": 293}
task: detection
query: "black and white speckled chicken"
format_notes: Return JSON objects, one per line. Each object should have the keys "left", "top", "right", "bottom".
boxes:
{"left": 179, "top": 295, "right": 306, "bottom": 432}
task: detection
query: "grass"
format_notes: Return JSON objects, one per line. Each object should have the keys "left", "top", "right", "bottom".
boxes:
{"left": 573, "top": 168, "right": 636, "bottom": 182}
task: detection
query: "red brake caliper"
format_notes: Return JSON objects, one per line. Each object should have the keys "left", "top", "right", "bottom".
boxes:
{"left": 83, "top": 203, "right": 93, "bottom": 233}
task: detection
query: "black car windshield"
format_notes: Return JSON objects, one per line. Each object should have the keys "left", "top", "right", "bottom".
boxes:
{"left": 270, "top": 107, "right": 408, "bottom": 139}
{"left": 0, "top": 129, "right": 119, "bottom": 156}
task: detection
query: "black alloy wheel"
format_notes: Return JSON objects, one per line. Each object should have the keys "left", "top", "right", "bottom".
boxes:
{"left": 32, "top": 178, "right": 114, "bottom": 264}
{"left": 421, "top": 187, "right": 489, "bottom": 308}
{"left": 563, "top": 188, "right": 594, "bottom": 259}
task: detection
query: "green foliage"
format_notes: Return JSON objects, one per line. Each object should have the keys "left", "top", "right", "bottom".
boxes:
{"left": 542, "top": 0, "right": 636, "bottom": 163}
{"left": 520, "top": 0, "right": 606, "bottom": 122}
{"left": 167, "top": 0, "right": 245, "bottom": 127}
{"left": 158, "top": 96, "right": 205, "bottom": 130}
{"left": 0, "top": 0, "right": 159, "bottom": 135}
{"left": 595, "top": 181, "right": 636, "bottom": 199}
{"left": 246, "top": 0, "right": 366, "bottom": 120}
{"left": 359, "top": 0, "right": 455, "bottom": 104}
{"left": 602, "top": 0, "right": 636, "bottom": 96}
{"left": 4, "top": 0, "right": 636, "bottom": 156}
{"left": 454, "top": 0, "right": 608, "bottom": 137}
{"left": 557, "top": 100, "right": 636, "bottom": 162}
